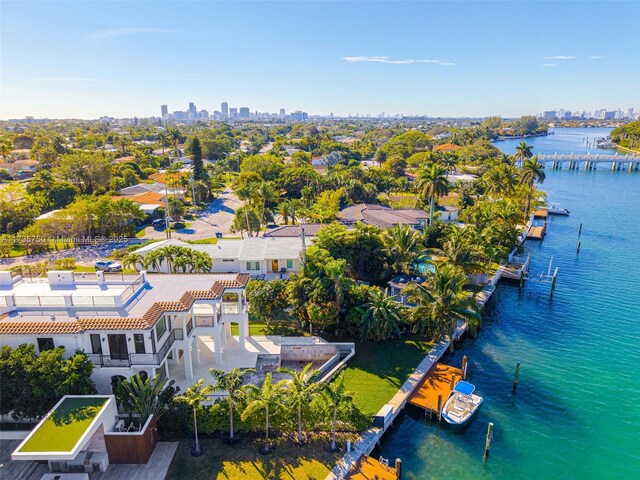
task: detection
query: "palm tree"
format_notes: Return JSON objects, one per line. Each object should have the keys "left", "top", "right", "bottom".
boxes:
{"left": 241, "top": 372, "right": 286, "bottom": 453}
{"left": 520, "top": 156, "right": 546, "bottom": 217}
{"left": 360, "top": 288, "right": 404, "bottom": 342}
{"left": 322, "top": 374, "right": 354, "bottom": 452}
{"left": 122, "top": 253, "right": 145, "bottom": 272}
{"left": 143, "top": 250, "right": 163, "bottom": 272}
{"left": 118, "top": 373, "right": 176, "bottom": 423}
{"left": 323, "top": 258, "right": 353, "bottom": 335}
{"left": 168, "top": 127, "right": 182, "bottom": 162}
{"left": 0, "top": 140, "right": 11, "bottom": 160}
{"left": 178, "top": 379, "right": 213, "bottom": 456}
{"left": 382, "top": 224, "right": 424, "bottom": 274}
{"left": 256, "top": 181, "right": 277, "bottom": 230}
{"left": 208, "top": 367, "right": 255, "bottom": 442}
{"left": 514, "top": 142, "right": 533, "bottom": 168}
{"left": 405, "top": 264, "right": 480, "bottom": 347}
{"left": 157, "top": 130, "right": 170, "bottom": 156}
{"left": 277, "top": 363, "right": 320, "bottom": 444}
{"left": 277, "top": 200, "right": 293, "bottom": 225}
{"left": 429, "top": 226, "right": 483, "bottom": 274}
{"left": 416, "top": 163, "right": 449, "bottom": 225}
{"left": 191, "top": 251, "right": 212, "bottom": 273}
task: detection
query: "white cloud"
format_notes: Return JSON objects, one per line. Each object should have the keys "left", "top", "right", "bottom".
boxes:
{"left": 86, "top": 27, "right": 174, "bottom": 40}
{"left": 544, "top": 55, "right": 576, "bottom": 60}
{"left": 343, "top": 56, "right": 454, "bottom": 66}
{"left": 542, "top": 64, "right": 557, "bottom": 67}
{"left": 589, "top": 55, "right": 606, "bottom": 60}
{"left": 30, "top": 77, "right": 111, "bottom": 84}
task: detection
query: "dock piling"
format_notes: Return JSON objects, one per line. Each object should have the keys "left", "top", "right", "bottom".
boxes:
{"left": 395, "top": 458, "right": 402, "bottom": 479}
{"left": 579, "top": 223, "right": 583, "bottom": 236}
{"left": 437, "top": 394, "right": 443, "bottom": 422}
{"left": 483, "top": 422, "right": 494, "bottom": 462}
{"left": 462, "top": 355, "right": 468, "bottom": 380}
{"left": 577, "top": 241, "right": 581, "bottom": 254}
{"left": 550, "top": 267, "right": 558, "bottom": 299}
{"left": 512, "top": 361, "right": 521, "bottom": 392}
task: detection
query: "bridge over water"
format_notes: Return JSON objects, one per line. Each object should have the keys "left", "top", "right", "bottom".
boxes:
{"left": 537, "top": 153, "right": 640, "bottom": 171}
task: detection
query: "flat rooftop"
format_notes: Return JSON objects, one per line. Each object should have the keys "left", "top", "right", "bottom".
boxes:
{"left": 16, "top": 396, "right": 109, "bottom": 454}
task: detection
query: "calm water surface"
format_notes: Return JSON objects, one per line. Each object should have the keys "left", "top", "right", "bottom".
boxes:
{"left": 377, "top": 128, "right": 640, "bottom": 479}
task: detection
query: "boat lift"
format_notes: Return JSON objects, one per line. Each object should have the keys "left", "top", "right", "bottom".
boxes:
{"left": 522, "top": 257, "right": 559, "bottom": 298}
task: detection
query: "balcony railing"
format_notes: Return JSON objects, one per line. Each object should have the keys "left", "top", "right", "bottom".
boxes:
{"left": 87, "top": 329, "right": 181, "bottom": 368}
{"left": 222, "top": 303, "right": 240, "bottom": 315}
{"left": 186, "top": 319, "right": 193, "bottom": 335}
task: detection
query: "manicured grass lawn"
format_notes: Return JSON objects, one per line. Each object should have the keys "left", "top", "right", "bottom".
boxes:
{"left": 230, "top": 319, "right": 307, "bottom": 337}
{"left": 166, "top": 433, "right": 353, "bottom": 480}
{"left": 185, "top": 238, "right": 219, "bottom": 245}
{"left": 340, "top": 336, "right": 434, "bottom": 415}
{"left": 19, "top": 397, "right": 108, "bottom": 453}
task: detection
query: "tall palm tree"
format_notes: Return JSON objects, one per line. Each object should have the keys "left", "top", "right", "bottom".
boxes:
{"left": 0, "top": 140, "right": 11, "bottom": 160}
{"left": 178, "top": 379, "right": 213, "bottom": 456}
{"left": 416, "top": 163, "right": 449, "bottom": 225}
{"left": 157, "top": 130, "right": 170, "bottom": 156}
{"left": 514, "top": 142, "right": 533, "bottom": 168}
{"left": 143, "top": 250, "right": 163, "bottom": 272}
{"left": 429, "top": 226, "right": 483, "bottom": 274}
{"left": 168, "top": 127, "right": 182, "bottom": 162}
{"left": 382, "top": 224, "right": 424, "bottom": 274}
{"left": 323, "top": 258, "right": 353, "bottom": 335}
{"left": 321, "top": 374, "right": 354, "bottom": 452}
{"left": 405, "top": 264, "right": 481, "bottom": 346}
{"left": 241, "top": 372, "right": 286, "bottom": 453}
{"left": 191, "top": 251, "right": 212, "bottom": 273}
{"left": 256, "top": 181, "right": 277, "bottom": 230}
{"left": 208, "top": 367, "right": 255, "bottom": 442}
{"left": 360, "top": 288, "right": 404, "bottom": 342}
{"left": 277, "top": 199, "right": 293, "bottom": 225}
{"left": 277, "top": 363, "right": 320, "bottom": 444}
{"left": 520, "top": 156, "right": 546, "bottom": 217}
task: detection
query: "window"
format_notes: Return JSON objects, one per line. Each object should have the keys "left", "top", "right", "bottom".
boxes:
{"left": 37, "top": 338, "right": 54, "bottom": 352}
{"left": 155, "top": 316, "right": 168, "bottom": 339}
{"left": 134, "top": 334, "right": 146, "bottom": 354}
{"left": 287, "top": 259, "right": 294, "bottom": 269}
{"left": 223, "top": 292, "right": 239, "bottom": 303}
{"left": 90, "top": 334, "right": 102, "bottom": 354}
{"left": 222, "top": 259, "right": 234, "bottom": 263}
{"left": 246, "top": 261, "right": 260, "bottom": 271}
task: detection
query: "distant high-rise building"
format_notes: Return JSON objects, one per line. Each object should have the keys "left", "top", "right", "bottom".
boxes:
{"left": 188, "top": 102, "right": 196, "bottom": 115}
{"left": 290, "top": 111, "right": 308, "bottom": 121}
{"left": 221, "top": 102, "right": 229, "bottom": 117}
{"left": 604, "top": 111, "right": 616, "bottom": 120}
{"left": 628, "top": 108, "right": 634, "bottom": 119}
{"left": 239, "top": 107, "right": 250, "bottom": 118}
{"left": 542, "top": 111, "right": 557, "bottom": 120}
{"left": 229, "top": 107, "right": 238, "bottom": 119}
{"left": 161, "top": 104, "right": 168, "bottom": 117}
{"left": 279, "top": 108, "right": 285, "bottom": 117}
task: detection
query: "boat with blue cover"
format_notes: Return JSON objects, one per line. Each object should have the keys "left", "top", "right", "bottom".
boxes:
{"left": 441, "top": 381, "right": 483, "bottom": 427}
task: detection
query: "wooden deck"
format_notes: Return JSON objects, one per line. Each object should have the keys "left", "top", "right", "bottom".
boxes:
{"left": 408, "top": 363, "right": 463, "bottom": 413}
{"left": 345, "top": 455, "right": 398, "bottom": 480}
{"left": 527, "top": 225, "right": 546, "bottom": 239}
{"left": 533, "top": 208, "right": 548, "bottom": 219}
{"left": 0, "top": 440, "right": 178, "bottom": 480}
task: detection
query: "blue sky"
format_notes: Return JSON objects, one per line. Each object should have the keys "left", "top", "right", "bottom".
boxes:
{"left": 1, "top": 1, "right": 639, "bottom": 119}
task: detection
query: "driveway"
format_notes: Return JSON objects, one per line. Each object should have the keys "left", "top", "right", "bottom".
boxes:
{"left": 0, "top": 241, "right": 143, "bottom": 267}
{"left": 141, "top": 188, "right": 244, "bottom": 241}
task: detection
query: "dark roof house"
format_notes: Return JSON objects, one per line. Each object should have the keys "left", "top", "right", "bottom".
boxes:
{"left": 338, "top": 204, "right": 429, "bottom": 229}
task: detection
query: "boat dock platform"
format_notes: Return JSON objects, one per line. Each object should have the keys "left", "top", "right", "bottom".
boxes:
{"left": 533, "top": 208, "right": 549, "bottom": 220}
{"left": 498, "top": 253, "right": 531, "bottom": 280}
{"left": 345, "top": 455, "right": 399, "bottom": 480}
{"left": 408, "top": 362, "right": 464, "bottom": 415}
{"left": 527, "top": 224, "right": 546, "bottom": 239}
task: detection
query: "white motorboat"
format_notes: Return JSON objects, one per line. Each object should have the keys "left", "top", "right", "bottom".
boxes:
{"left": 545, "top": 203, "right": 570, "bottom": 216}
{"left": 441, "top": 381, "right": 483, "bottom": 427}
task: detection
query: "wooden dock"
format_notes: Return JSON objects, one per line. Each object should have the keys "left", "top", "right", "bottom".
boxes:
{"left": 527, "top": 225, "right": 546, "bottom": 239}
{"left": 408, "top": 363, "right": 463, "bottom": 414}
{"left": 346, "top": 455, "right": 398, "bottom": 480}
{"left": 533, "top": 208, "right": 548, "bottom": 219}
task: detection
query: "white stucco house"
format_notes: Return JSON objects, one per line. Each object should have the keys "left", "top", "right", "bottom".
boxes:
{"left": 0, "top": 269, "right": 251, "bottom": 394}
{"left": 133, "top": 237, "right": 311, "bottom": 277}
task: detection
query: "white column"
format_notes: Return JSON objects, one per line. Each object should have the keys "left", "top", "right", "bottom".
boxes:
{"left": 192, "top": 336, "right": 200, "bottom": 366}
{"left": 163, "top": 360, "right": 169, "bottom": 378}
{"left": 221, "top": 322, "right": 228, "bottom": 349}
{"left": 214, "top": 326, "right": 223, "bottom": 365}
{"left": 184, "top": 342, "right": 194, "bottom": 383}
{"left": 170, "top": 347, "right": 179, "bottom": 365}
{"left": 239, "top": 316, "right": 247, "bottom": 350}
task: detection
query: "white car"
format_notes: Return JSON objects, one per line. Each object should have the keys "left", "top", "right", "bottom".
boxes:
{"left": 94, "top": 260, "right": 123, "bottom": 272}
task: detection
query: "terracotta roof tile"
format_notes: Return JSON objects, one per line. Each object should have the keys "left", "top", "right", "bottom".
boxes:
{"left": 0, "top": 274, "right": 250, "bottom": 335}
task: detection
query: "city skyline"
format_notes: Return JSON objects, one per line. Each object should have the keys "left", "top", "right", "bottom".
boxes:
{"left": 2, "top": 1, "right": 639, "bottom": 119}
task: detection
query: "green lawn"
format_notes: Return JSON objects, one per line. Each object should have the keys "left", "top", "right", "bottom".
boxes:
{"left": 166, "top": 433, "right": 353, "bottom": 480}
{"left": 340, "top": 336, "right": 434, "bottom": 415}
{"left": 230, "top": 319, "right": 307, "bottom": 337}
{"left": 185, "top": 238, "right": 219, "bottom": 245}
{"left": 19, "top": 397, "right": 108, "bottom": 453}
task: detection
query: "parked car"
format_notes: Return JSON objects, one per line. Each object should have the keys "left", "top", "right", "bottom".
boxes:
{"left": 152, "top": 218, "right": 166, "bottom": 229}
{"left": 94, "top": 260, "right": 123, "bottom": 272}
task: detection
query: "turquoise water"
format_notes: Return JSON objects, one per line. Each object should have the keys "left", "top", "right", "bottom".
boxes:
{"left": 377, "top": 130, "right": 640, "bottom": 479}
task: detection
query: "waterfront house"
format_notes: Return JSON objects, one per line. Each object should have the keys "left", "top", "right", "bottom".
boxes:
{"left": 0, "top": 269, "right": 251, "bottom": 394}
{"left": 437, "top": 204, "right": 459, "bottom": 223}
{"left": 263, "top": 223, "right": 325, "bottom": 238}
{"left": 338, "top": 204, "right": 430, "bottom": 229}
{"left": 133, "top": 236, "right": 309, "bottom": 277}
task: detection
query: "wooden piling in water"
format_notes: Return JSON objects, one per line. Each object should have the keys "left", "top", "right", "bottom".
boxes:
{"left": 483, "top": 422, "right": 494, "bottom": 462}
{"left": 462, "top": 355, "right": 468, "bottom": 380}
{"left": 579, "top": 223, "right": 583, "bottom": 236}
{"left": 395, "top": 458, "right": 402, "bottom": 479}
{"left": 512, "top": 361, "right": 521, "bottom": 392}
{"left": 577, "top": 240, "right": 581, "bottom": 254}
{"left": 550, "top": 267, "right": 558, "bottom": 299}
{"left": 437, "top": 394, "right": 443, "bottom": 422}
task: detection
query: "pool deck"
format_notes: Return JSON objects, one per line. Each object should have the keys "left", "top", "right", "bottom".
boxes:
{"left": 407, "top": 363, "right": 463, "bottom": 414}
